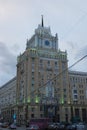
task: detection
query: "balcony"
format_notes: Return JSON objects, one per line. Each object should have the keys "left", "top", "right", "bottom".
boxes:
{"left": 46, "top": 66, "right": 52, "bottom": 71}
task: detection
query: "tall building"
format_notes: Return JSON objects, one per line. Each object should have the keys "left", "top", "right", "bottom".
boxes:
{"left": 0, "top": 17, "right": 87, "bottom": 124}
{"left": 16, "top": 17, "right": 70, "bottom": 123}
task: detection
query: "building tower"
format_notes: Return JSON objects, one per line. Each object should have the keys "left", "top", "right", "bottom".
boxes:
{"left": 16, "top": 17, "right": 70, "bottom": 123}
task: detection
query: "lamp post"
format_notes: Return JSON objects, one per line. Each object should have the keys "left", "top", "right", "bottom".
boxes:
{"left": 70, "top": 103, "right": 73, "bottom": 123}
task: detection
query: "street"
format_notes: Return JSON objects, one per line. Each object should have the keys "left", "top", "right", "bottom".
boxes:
{"left": 0, "top": 126, "right": 26, "bottom": 130}
{"left": 0, "top": 127, "right": 87, "bottom": 130}
{"left": 0, "top": 125, "right": 87, "bottom": 130}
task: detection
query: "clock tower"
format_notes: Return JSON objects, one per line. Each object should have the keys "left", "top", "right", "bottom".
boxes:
{"left": 17, "top": 16, "right": 69, "bottom": 123}
{"left": 26, "top": 16, "right": 58, "bottom": 51}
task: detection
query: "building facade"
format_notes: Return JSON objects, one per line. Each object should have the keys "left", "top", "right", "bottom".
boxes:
{"left": 69, "top": 71, "right": 87, "bottom": 122}
{"left": 0, "top": 19, "right": 87, "bottom": 124}
{"left": 16, "top": 20, "right": 70, "bottom": 123}
{"left": 0, "top": 77, "right": 16, "bottom": 123}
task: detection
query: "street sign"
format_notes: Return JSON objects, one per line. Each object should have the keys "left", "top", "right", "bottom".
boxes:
{"left": 13, "top": 114, "right": 16, "bottom": 119}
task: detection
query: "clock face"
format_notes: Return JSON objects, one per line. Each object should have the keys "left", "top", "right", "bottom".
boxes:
{"left": 45, "top": 40, "right": 50, "bottom": 46}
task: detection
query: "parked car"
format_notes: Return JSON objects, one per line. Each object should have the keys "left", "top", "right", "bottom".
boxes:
{"left": 48, "top": 123, "right": 55, "bottom": 129}
{"left": 76, "top": 124, "right": 85, "bottom": 130}
{"left": 66, "top": 124, "right": 76, "bottom": 130}
{"left": 0, "top": 122, "right": 3, "bottom": 127}
{"left": 1, "top": 122, "right": 9, "bottom": 128}
{"left": 48, "top": 122, "right": 59, "bottom": 130}
{"left": 9, "top": 123, "right": 17, "bottom": 129}
{"left": 66, "top": 123, "right": 80, "bottom": 130}
{"left": 26, "top": 124, "right": 40, "bottom": 130}
{"left": 59, "top": 123, "right": 65, "bottom": 129}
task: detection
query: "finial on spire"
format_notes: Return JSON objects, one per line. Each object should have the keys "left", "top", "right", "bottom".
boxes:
{"left": 41, "top": 15, "right": 44, "bottom": 27}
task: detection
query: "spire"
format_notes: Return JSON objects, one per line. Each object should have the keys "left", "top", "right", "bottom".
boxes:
{"left": 41, "top": 15, "right": 44, "bottom": 27}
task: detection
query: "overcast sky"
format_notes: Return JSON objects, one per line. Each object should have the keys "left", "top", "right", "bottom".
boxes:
{"left": 0, "top": 0, "right": 87, "bottom": 86}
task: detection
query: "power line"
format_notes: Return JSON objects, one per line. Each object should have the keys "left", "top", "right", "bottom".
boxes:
{"left": 30, "top": 55, "right": 87, "bottom": 95}
{"left": 61, "top": 11, "right": 87, "bottom": 41}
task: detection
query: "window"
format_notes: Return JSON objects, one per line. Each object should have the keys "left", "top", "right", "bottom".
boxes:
{"left": 31, "top": 114, "right": 34, "bottom": 118}
{"left": 32, "top": 58, "right": 35, "bottom": 62}
{"left": 64, "top": 94, "right": 67, "bottom": 98}
{"left": 62, "top": 62, "right": 66, "bottom": 70}
{"left": 40, "top": 59, "right": 43, "bottom": 63}
{"left": 74, "top": 95, "right": 78, "bottom": 99}
{"left": 73, "top": 90, "right": 77, "bottom": 94}
{"left": 55, "top": 61, "right": 57, "bottom": 66}
{"left": 31, "top": 107, "right": 35, "bottom": 112}
{"left": 63, "top": 89, "right": 66, "bottom": 92}
{"left": 40, "top": 114, "right": 43, "bottom": 117}
{"left": 32, "top": 72, "right": 34, "bottom": 78}
{"left": 48, "top": 61, "right": 50, "bottom": 65}
{"left": 65, "top": 108, "right": 68, "bottom": 113}
{"left": 86, "top": 78, "right": 87, "bottom": 83}
{"left": 40, "top": 106, "right": 43, "bottom": 111}
{"left": 73, "top": 101, "right": 78, "bottom": 104}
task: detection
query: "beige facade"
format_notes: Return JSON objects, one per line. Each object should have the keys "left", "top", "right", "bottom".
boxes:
{"left": 16, "top": 22, "right": 70, "bottom": 123}
{"left": 1, "top": 20, "right": 87, "bottom": 124}
{"left": 69, "top": 71, "right": 87, "bottom": 122}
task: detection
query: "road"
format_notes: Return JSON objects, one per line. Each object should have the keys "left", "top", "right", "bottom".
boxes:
{"left": 0, "top": 125, "right": 87, "bottom": 130}
{"left": 0, "top": 126, "right": 26, "bottom": 130}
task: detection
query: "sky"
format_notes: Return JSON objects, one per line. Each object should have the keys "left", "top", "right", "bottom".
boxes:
{"left": 0, "top": 0, "right": 87, "bottom": 86}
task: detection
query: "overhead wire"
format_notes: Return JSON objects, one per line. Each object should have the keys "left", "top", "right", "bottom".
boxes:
{"left": 29, "top": 3, "right": 87, "bottom": 96}
{"left": 30, "top": 55, "right": 87, "bottom": 96}
{"left": 61, "top": 12, "right": 87, "bottom": 41}
{"left": 60, "top": 2, "right": 87, "bottom": 41}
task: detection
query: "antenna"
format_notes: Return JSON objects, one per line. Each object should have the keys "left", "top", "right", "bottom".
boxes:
{"left": 41, "top": 15, "right": 44, "bottom": 27}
